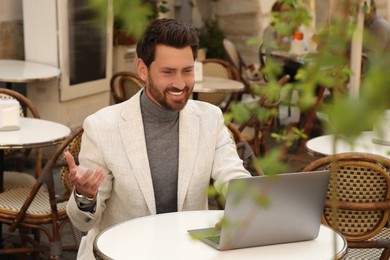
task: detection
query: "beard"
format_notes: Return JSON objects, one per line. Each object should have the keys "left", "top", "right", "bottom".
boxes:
{"left": 147, "top": 74, "right": 193, "bottom": 111}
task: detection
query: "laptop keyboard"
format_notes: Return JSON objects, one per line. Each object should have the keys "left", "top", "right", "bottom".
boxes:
{"left": 206, "top": 235, "right": 221, "bottom": 244}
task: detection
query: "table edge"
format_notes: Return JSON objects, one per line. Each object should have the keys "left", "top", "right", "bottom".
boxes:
{"left": 93, "top": 211, "right": 348, "bottom": 260}
{"left": 0, "top": 75, "right": 60, "bottom": 83}
{"left": 0, "top": 118, "right": 70, "bottom": 149}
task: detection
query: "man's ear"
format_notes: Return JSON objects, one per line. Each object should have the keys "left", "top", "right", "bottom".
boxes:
{"left": 136, "top": 58, "right": 148, "bottom": 81}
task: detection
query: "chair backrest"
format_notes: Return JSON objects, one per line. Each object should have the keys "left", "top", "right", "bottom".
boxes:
{"left": 60, "top": 127, "right": 84, "bottom": 195}
{"left": 223, "top": 39, "right": 247, "bottom": 73}
{"left": 198, "top": 59, "right": 240, "bottom": 109}
{"left": 258, "top": 43, "right": 269, "bottom": 82}
{"left": 258, "top": 43, "right": 267, "bottom": 70}
{"left": 110, "top": 71, "right": 144, "bottom": 104}
{"left": 222, "top": 38, "right": 261, "bottom": 96}
{"left": 303, "top": 152, "right": 390, "bottom": 242}
{"left": 202, "top": 58, "right": 239, "bottom": 80}
{"left": 0, "top": 88, "right": 40, "bottom": 119}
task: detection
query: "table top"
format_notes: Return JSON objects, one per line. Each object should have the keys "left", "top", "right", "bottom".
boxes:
{"left": 94, "top": 210, "right": 347, "bottom": 260}
{"left": 193, "top": 77, "right": 244, "bottom": 94}
{"left": 270, "top": 50, "right": 306, "bottom": 65}
{"left": 306, "top": 131, "right": 390, "bottom": 157}
{"left": 0, "top": 59, "right": 60, "bottom": 83}
{"left": 0, "top": 117, "right": 70, "bottom": 149}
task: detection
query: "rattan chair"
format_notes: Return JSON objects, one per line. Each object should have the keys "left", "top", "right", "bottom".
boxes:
{"left": 199, "top": 58, "right": 241, "bottom": 111}
{"left": 258, "top": 43, "right": 268, "bottom": 82}
{"left": 222, "top": 38, "right": 261, "bottom": 97}
{"left": 110, "top": 71, "right": 144, "bottom": 104}
{"left": 303, "top": 152, "right": 390, "bottom": 260}
{"left": 229, "top": 74, "right": 291, "bottom": 157}
{"left": 0, "top": 89, "right": 42, "bottom": 189}
{"left": 0, "top": 127, "right": 83, "bottom": 259}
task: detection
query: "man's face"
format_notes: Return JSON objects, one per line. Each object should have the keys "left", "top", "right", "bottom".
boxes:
{"left": 140, "top": 45, "right": 195, "bottom": 111}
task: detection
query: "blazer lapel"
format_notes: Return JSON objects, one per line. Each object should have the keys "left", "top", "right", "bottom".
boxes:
{"left": 119, "top": 92, "right": 156, "bottom": 214}
{"left": 177, "top": 104, "right": 199, "bottom": 211}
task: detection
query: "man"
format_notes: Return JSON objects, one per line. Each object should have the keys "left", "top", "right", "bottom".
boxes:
{"left": 65, "top": 18, "right": 251, "bottom": 259}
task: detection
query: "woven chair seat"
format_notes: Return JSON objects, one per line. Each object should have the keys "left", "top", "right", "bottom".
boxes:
{"left": 347, "top": 227, "right": 390, "bottom": 259}
{"left": 0, "top": 187, "right": 67, "bottom": 218}
{"left": 3, "top": 171, "right": 36, "bottom": 191}
{"left": 347, "top": 248, "right": 383, "bottom": 259}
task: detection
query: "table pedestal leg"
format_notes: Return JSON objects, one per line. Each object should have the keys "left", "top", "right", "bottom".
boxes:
{"left": 0, "top": 150, "right": 3, "bottom": 247}
{"left": 0, "top": 150, "right": 3, "bottom": 193}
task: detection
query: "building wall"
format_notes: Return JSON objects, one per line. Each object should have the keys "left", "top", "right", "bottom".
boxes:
{"left": 1, "top": 0, "right": 389, "bottom": 86}
{"left": 216, "top": 0, "right": 262, "bottom": 65}
{"left": 0, "top": 0, "right": 23, "bottom": 60}
{"left": 0, "top": 0, "right": 111, "bottom": 130}
{"left": 211, "top": 0, "right": 389, "bottom": 66}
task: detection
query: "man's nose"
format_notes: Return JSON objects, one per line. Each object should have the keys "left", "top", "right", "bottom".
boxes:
{"left": 172, "top": 74, "right": 186, "bottom": 89}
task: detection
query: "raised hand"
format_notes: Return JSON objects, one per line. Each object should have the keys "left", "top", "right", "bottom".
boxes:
{"left": 64, "top": 151, "right": 106, "bottom": 198}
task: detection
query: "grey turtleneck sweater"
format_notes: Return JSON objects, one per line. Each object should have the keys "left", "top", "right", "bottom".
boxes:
{"left": 140, "top": 91, "right": 179, "bottom": 214}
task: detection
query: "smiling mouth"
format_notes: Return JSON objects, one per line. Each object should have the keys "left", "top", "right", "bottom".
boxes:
{"left": 167, "top": 90, "right": 184, "bottom": 96}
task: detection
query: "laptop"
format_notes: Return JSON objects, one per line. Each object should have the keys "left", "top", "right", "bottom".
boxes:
{"left": 188, "top": 170, "right": 330, "bottom": 250}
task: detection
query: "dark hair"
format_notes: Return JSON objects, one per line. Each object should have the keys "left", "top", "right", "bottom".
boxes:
{"left": 271, "top": 0, "right": 294, "bottom": 13}
{"left": 136, "top": 18, "right": 199, "bottom": 67}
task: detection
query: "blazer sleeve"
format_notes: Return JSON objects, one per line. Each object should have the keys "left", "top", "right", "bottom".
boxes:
{"left": 211, "top": 109, "right": 251, "bottom": 197}
{"left": 66, "top": 115, "right": 114, "bottom": 232}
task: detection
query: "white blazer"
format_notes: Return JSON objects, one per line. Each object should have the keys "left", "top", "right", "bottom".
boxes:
{"left": 66, "top": 90, "right": 250, "bottom": 259}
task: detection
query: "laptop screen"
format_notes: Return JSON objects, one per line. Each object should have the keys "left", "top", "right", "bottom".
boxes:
{"left": 189, "top": 170, "right": 330, "bottom": 250}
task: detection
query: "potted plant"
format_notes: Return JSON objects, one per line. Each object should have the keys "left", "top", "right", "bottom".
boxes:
{"left": 112, "top": 0, "right": 170, "bottom": 46}
{"left": 196, "top": 18, "right": 227, "bottom": 60}
{"left": 113, "top": 17, "right": 138, "bottom": 45}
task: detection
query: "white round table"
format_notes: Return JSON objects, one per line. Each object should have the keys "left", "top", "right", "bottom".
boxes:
{"left": 0, "top": 118, "right": 70, "bottom": 149}
{"left": 306, "top": 131, "right": 390, "bottom": 157}
{"left": 0, "top": 59, "right": 60, "bottom": 85}
{"left": 192, "top": 77, "right": 244, "bottom": 101}
{"left": 93, "top": 210, "right": 347, "bottom": 260}
{"left": 0, "top": 117, "right": 71, "bottom": 191}
{"left": 193, "top": 77, "right": 244, "bottom": 94}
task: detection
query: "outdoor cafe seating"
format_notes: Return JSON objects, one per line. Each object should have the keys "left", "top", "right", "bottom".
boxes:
{"left": 0, "top": 127, "right": 83, "bottom": 258}
{"left": 303, "top": 153, "right": 390, "bottom": 260}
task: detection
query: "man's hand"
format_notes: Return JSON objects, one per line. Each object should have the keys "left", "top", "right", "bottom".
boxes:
{"left": 64, "top": 151, "right": 106, "bottom": 198}
{"left": 214, "top": 221, "right": 222, "bottom": 230}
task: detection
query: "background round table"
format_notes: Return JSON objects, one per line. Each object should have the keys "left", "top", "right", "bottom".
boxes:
{"left": 0, "top": 117, "right": 71, "bottom": 191}
{"left": 193, "top": 77, "right": 244, "bottom": 94}
{"left": 0, "top": 118, "right": 70, "bottom": 149}
{"left": 192, "top": 77, "right": 244, "bottom": 100}
{"left": 306, "top": 131, "right": 390, "bottom": 157}
{"left": 94, "top": 210, "right": 347, "bottom": 260}
{"left": 0, "top": 59, "right": 60, "bottom": 85}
